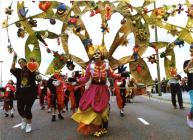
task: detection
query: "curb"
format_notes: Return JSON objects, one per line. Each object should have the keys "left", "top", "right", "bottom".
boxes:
{"left": 142, "top": 95, "right": 191, "bottom": 107}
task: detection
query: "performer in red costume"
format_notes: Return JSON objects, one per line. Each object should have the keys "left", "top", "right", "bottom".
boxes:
{"left": 64, "top": 81, "right": 76, "bottom": 113}
{"left": 46, "top": 88, "right": 52, "bottom": 113}
{"left": 37, "top": 80, "right": 51, "bottom": 112}
{"left": 47, "top": 71, "right": 65, "bottom": 121}
{"left": 72, "top": 45, "right": 129, "bottom": 137}
{"left": 3, "top": 80, "right": 16, "bottom": 118}
{"left": 113, "top": 78, "right": 126, "bottom": 117}
{"left": 68, "top": 71, "right": 85, "bottom": 113}
{"left": 113, "top": 65, "right": 128, "bottom": 117}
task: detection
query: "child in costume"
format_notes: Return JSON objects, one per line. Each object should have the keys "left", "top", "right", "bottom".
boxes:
{"left": 3, "top": 80, "right": 16, "bottom": 118}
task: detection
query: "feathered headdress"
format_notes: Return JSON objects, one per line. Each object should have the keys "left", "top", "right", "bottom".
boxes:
{"left": 88, "top": 45, "right": 107, "bottom": 57}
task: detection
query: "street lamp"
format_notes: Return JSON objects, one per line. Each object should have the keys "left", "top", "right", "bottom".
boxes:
{"left": 0, "top": 61, "right": 3, "bottom": 87}
{"left": 154, "top": 2, "right": 162, "bottom": 96}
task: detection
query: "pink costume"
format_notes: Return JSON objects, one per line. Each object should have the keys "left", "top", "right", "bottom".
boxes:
{"left": 72, "top": 60, "right": 121, "bottom": 135}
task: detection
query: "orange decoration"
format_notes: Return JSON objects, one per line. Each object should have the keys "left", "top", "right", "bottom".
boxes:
{"left": 169, "top": 67, "right": 177, "bottom": 77}
{"left": 154, "top": 8, "right": 165, "bottom": 18}
{"left": 27, "top": 61, "right": 39, "bottom": 72}
{"left": 39, "top": 1, "right": 52, "bottom": 12}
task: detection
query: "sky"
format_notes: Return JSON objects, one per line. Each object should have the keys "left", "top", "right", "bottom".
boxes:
{"left": 0, "top": 0, "right": 192, "bottom": 86}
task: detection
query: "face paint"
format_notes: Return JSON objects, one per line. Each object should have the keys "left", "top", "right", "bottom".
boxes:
{"left": 93, "top": 51, "right": 101, "bottom": 59}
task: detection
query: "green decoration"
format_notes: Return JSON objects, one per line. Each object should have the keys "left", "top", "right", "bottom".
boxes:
{"left": 3, "top": 0, "right": 193, "bottom": 84}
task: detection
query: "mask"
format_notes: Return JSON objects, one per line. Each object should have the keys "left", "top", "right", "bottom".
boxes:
{"left": 93, "top": 51, "right": 101, "bottom": 59}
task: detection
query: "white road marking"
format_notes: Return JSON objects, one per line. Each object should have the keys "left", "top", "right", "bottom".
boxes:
{"left": 138, "top": 118, "right": 150, "bottom": 125}
{"left": 12, "top": 123, "right": 22, "bottom": 128}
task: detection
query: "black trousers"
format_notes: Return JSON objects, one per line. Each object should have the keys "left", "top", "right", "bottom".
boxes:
{"left": 17, "top": 97, "right": 35, "bottom": 119}
{"left": 120, "top": 89, "right": 126, "bottom": 107}
{"left": 170, "top": 83, "right": 183, "bottom": 107}
{"left": 17, "top": 88, "right": 36, "bottom": 120}
{"left": 74, "top": 88, "right": 82, "bottom": 108}
{"left": 4, "top": 99, "right": 13, "bottom": 111}
{"left": 51, "top": 94, "right": 57, "bottom": 109}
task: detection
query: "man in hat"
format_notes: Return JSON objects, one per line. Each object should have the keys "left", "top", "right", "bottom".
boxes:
{"left": 10, "top": 56, "right": 38, "bottom": 133}
{"left": 184, "top": 44, "right": 193, "bottom": 128}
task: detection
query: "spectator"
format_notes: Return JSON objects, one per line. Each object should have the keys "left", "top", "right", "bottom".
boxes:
{"left": 168, "top": 74, "right": 184, "bottom": 109}
{"left": 154, "top": 78, "right": 158, "bottom": 93}
{"left": 161, "top": 77, "right": 167, "bottom": 93}
{"left": 183, "top": 45, "right": 193, "bottom": 128}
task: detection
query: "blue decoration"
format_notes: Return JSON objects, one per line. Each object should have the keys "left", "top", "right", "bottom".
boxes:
{"left": 57, "top": 3, "right": 66, "bottom": 11}
{"left": 57, "top": 3, "right": 66, "bottom": 15}
{"left": 118, "top": 65, "right": 127, "bottom": 73}
{"left": 82, "top": 38, "right": 92, "bottom": 47}
{"left": 18, "top": 7, "right": 28, "bottom": 17}
{"left": 174, "top": 38, "right": 184, "bottom": 48}
{"left": 133, "top": 53, "right": 138, "bottom": 61}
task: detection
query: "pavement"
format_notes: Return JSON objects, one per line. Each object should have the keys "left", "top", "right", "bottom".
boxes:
{"left": 1, "top": 96, "right": 193, "bottom": 140}
{"left": 146, "top": 91, "right": 191, "bottom": 107}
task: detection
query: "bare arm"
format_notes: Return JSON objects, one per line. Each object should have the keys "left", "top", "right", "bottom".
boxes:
{"left": 77, "top": 64, "right": 91, "bottom": 84}
{"left": 11, "top": 61, "right": 16, "bottom": 70}
{"left": 11, "top": 53, "right": 17, "bottom": 70}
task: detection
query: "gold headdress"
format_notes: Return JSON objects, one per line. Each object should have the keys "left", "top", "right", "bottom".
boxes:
{"left": 88, "top": 45, "right": 107, "bottom": 57}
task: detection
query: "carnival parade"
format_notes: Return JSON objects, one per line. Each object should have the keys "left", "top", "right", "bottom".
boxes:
{"left": 0, "top": 0, "right": 193, "bottom": 139}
